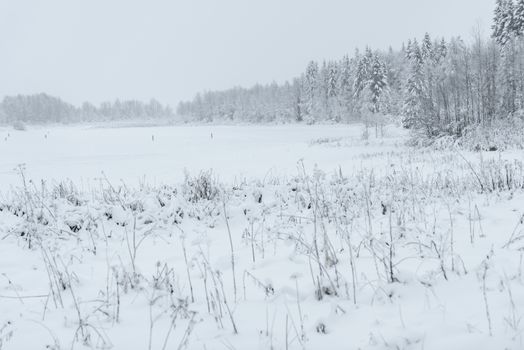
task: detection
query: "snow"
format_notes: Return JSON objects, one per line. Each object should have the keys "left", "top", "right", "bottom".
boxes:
{"left": 1, "top": 123, "right": 524, "bottom": 350}
{"left": 0, "top": 124, "right": 406, "bottom": 190}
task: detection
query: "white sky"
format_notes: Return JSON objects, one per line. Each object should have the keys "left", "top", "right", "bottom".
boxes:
{"left": 0, "top": 0, "right": 495, "bottom": 106}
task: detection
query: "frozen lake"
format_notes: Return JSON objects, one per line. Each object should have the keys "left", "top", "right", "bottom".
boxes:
{"left": 0, "top": 124, "right": 406, "bottom": 189}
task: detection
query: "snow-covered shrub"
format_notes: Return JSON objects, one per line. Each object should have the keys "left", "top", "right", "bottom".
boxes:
{"left": 12, "top": 121, "right": 26, "bottom": 131}
{"left": 414, "top": 117, "right": 524, "bottom": 151}
{"left": 52, "top": 180, "right": 84, "bottom": 206}
{"left": 457, "top": 117, "right": 524, "bottom": 151}
{"left": 308, "top": 136, "right": 343, "bottom": 147}
{"left": 182, "top": 170, "right": 220, "bottom": 203}
{"left": 478, "top": 158, "right": 524, "bottom": 192}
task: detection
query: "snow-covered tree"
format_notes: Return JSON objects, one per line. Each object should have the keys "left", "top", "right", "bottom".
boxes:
{"left": 303, "top": 61, "right": 320, "bottom": 118}
{"left": 338, "top": 54, "right": 354, "bottom": 119}
{"left": 493, "top": 0, "right": 516, "bottom": 46}
{"left": 422, "top": 33, "right": 433, "bottom": 61}
{"left": 369, "top": 54, "right": 388, "bottom": 113}
{"left": 515, "top": 0, "right": 524, "bottom": 36}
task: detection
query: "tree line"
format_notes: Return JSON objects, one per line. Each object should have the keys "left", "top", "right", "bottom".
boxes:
{"left": 0, "top": 93, "right": 174, "bottom": 125}
{"left": 178, "top": 0, "right": 524, "bottom": 138}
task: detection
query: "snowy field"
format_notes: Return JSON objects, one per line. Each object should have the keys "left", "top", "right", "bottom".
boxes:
{"left": 0, "top": 124, "right": 406, "bottom": 190}
{"left": 1, "top": 124, "right": 524, "bottom": 350}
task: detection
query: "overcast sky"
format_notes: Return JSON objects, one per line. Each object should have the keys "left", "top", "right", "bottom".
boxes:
{"left": 0, "top": 0, "right": 495, "bottom": 106}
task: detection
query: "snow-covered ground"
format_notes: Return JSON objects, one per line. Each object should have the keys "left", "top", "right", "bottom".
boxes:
{"left": 1, "top": 123, "right": 524, "bottom": 350}
{"left": 0, "top": 124, "right": 406, "bottom": 190}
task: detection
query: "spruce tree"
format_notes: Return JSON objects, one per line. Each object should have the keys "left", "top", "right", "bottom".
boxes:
{"left": 304, "top": 61, "right": 319, "bottom": 117}
{"left": 338, "top": 55, "right": 352, "bottom": 99}
{"left": 369, "top": 54, "right": 388, "bottom": 113}
{"left": 515, "top": 0, "right": 524, "bottom": 36}
{"left": 318, "top": 61, "right": 330, "bottom": 117}
{"left": 411, "top": 39, "right": 423, "bottom": 65}
{"left": 337, "top": 55, "right": 354, "bottom": 120}
{"left": 403, "top": 39, "right": 425, "bottom": 129}
{"left": 422, "top": 33, "right": 433, "bottom": 61}
{"left": 405, "top": 39, "right": 413, "bottom": 60}
{"left": 438, "top": 38, "right": 447, "bottom": 60}
{"left": 493, "top": 0, "right": 506, "bottom": 42}
{"left": 505, "top": 0, "right": 516, "bottom": 36}
{"left": 327, "top": 62, "right": 338, "bottom": 98}
{"left": 354, "top": 56, "right": 368, "bottom": 98}
{"left": 493, "top": 0, "right": 516, "bottom": 46}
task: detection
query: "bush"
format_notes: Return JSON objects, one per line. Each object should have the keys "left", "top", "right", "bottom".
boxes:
{"left": 182, "top": 170, "right": 220, "bottom": 203}
{"left": 12, "top": 121, "right": 26, "bottom": 131}
{"left": 409, "top": 116, "right": 524, "bottom": 151}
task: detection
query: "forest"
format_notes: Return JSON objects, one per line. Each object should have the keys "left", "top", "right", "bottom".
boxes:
{"left": 0, "top": 94, "right": 174, "bottom": 125}
{"left": 178, "top": 0, "right": 524, "bottom": 140}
